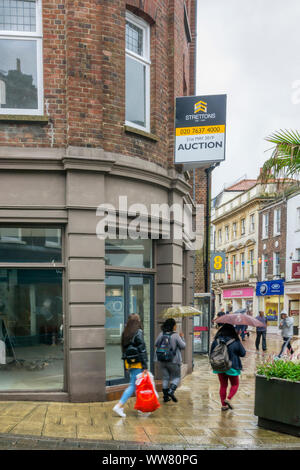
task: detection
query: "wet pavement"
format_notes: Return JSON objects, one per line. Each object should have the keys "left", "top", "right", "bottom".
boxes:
{"left": 0, "top": 329, "right": 300, "bottom": 450}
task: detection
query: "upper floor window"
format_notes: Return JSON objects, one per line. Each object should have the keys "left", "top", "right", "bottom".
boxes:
{"left": 125, "top": 11, "right": 150, "bottom": 132}
{"left": 241, "top": 218, "right": 245, "bottom": 235}
{"left": 218, "top": 229, "right": 222, "bottom": 244}
{"left": 250, "top": 214, "right": 255, "bottom": 233}
{"left": 273, "top": 252, "right": 280, "bottom": 277}
{"left": 240, "top": 252, "right": 245, "bottom": 280}
{"left": 0, "top": 0, "right": 43, "bottom": 115}
{"left": 249, "top": 249, "right": 254, "bottom": 276}
{"left": 225, "top": 225, "right": 229, "bottom": 242}
{"left": 232, "top": 222, "right": 237, "bottom": 239}
{"left": 296, "top": 248, "right": 300, "bottom": 261}
{"left": 274, "top": 208, "right": 281, "bottom": 236}
{"left": 262, "top": 213, "right": 269, "bottom": 239}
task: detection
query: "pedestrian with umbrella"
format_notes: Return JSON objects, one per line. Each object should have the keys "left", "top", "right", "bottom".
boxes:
{"left": 211, "top": 313, "right": 265, "bottom": 410}
{"left": 210, "top": 323, "right": 246, "bottom": 411}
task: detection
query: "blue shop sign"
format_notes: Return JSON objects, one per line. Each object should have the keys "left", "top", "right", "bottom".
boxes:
{"left": 256, "top": 280, "right": 285, "bottom": 296}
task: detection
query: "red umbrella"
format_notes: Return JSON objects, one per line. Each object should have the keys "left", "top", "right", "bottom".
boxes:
{"left": 214, "top": 313, "right": 265, "bottom": 328}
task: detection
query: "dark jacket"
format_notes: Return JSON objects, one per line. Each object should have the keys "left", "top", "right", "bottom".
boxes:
{"left": 122, "top": 329, "right": 148, "bottom": 370}
{"left": 210, "top": 335, "right": 246, "bottom": 370}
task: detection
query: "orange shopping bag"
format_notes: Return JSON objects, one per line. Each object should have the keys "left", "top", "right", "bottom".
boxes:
{"left": 134, "top": 371, "right": 160, "bottom": 413}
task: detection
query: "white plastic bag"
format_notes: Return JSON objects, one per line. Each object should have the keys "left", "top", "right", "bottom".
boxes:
{"left": 0, "top": 340, "right": 6, "bottom": 365}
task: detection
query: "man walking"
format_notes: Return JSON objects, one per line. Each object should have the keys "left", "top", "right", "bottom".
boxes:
{"left": 255, "top": 311, "right": 268, "bottom": 351}
{"left": 278, "top": 310, "right": 294, "bottom": 357}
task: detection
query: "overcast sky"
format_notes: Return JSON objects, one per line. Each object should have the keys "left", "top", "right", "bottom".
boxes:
{"left": 196, "top": 0, "right": 300, "bottom": 197}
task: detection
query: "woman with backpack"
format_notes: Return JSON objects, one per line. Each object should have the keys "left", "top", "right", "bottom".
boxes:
{"left": 210, "top": 323, "right": 246, "bottom": 411}
{"left": 113, "top": 314, "right": 148, "bottom": 418}
{"left": 155, "top": 318, "right": 186, "bottom": 403}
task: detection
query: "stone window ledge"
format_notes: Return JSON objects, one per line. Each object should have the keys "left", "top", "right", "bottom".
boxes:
{"left": 124, "top": 124, "right": 159, "bottom": 142}
{"left": 0, "top": 115, "right": 49, "bottom": 124}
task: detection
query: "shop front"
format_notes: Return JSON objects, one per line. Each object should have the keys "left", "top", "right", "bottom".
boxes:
{"left": 222, "top": 287, "right": 254, "bottom": 313}
{"left": 0, "top": 149, "right": 196, "bottom": 402}
{"left": 284, "top": 282, "right": 300, "bottom": 336}
{"left": 256, "top": 280, "right": 285, "bottom": 327}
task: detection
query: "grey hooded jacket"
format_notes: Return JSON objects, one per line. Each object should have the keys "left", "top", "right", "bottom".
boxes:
{"left": 279, "top": 316, "right": 294, "bottom": 338}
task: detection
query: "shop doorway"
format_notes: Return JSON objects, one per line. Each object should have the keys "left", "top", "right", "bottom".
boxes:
{"left": 193, "top": 294, "right": 210, "bottom": 354}
{"left": 105, "top": 272, "right": 154, "bottom": 385}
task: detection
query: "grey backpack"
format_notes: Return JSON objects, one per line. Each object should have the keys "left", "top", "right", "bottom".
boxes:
{"left": 209, "top": 338, "right": 235, "bottom": 372}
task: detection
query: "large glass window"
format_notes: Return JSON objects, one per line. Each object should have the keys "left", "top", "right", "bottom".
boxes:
{"left": 125, "top": 11, "right": 150, "bottom": 132}
{"left": 105, "top": 273, "right": 153, "bottom": 384}
{"left": 0, "top": 227, "right": 62, "bottom": 262}
{"left": 0, "top": 269, "right": 63, "bottom": 391}
{"left": 105, "top": 239, "right": 152, "bottom": 269}
{"left": 0, "top": 0, "right": 43, "bottom": 115}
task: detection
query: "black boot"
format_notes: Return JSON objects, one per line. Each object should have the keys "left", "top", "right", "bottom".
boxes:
{"left": 162, "top": 388, "right": 171, "bottom": 402}
{"left": 168, "top": 384, "right": 178, "bottom": 403}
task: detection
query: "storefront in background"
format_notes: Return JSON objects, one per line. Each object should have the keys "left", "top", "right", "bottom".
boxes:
{"left": 256, "top": 280, "right": 285, "bottom": 327}
{"left": 284, "top": 283, "right": 300, "bottom": 336}
{"left": 222, "top": 287, "right": 254, "bottom": 313}
{"left": 193, "top": 293, "right": 210, "bottom": 354}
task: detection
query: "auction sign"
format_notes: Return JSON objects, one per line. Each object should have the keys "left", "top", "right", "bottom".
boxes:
{"left": 175, "top": 94, "right": 227, "bottom": 167}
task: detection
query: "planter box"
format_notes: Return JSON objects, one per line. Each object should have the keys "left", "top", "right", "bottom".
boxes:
{"left": 255, "top": 374, "right": 300, "bottom": 437}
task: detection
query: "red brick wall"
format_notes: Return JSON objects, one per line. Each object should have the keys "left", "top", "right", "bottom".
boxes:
{"left": 0, "top": 0, "right": 208, "bottom": 292}
{"left": 0, "top": 0, "right": 198, "bottom": 169}
{"left": 258, "top": 200, "right": 287, "bottom": 280}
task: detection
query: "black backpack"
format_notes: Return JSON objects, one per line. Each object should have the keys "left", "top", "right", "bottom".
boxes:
{"left": 209, "top": 337, "right": 235, "bottom": 372}
{"left": 122, "top": 333, "right": 140, "bottom": 365}
{"left": 156, "top": 332, "right": 176, "bottom": 362}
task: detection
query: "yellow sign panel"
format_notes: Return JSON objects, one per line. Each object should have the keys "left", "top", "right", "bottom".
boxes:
{"left": 176, "top": 125, "right": 225, "bottom": 136}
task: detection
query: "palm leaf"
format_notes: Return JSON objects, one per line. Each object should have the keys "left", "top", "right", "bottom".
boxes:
{"left": 260, "top": 129, "right": 300, "bottom": 182}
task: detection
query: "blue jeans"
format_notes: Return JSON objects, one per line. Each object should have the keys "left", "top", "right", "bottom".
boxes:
{"left": 119, "top": 368, "right": 143, "bottom": 405}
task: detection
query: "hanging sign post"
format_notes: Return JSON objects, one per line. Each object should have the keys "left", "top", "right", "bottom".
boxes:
{"left": 175, "top": 94, "right": 227, "bottom": 168}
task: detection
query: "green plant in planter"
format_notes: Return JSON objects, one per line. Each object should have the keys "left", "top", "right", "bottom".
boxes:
{"left": 257, "top": 358, "right": 300, "bottom": 382}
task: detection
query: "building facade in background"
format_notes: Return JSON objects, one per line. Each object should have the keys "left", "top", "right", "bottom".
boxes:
{"left": 285, "top": 190, "right": 300, "bottom": 335}
{"left": 0, "top": 0, "right": 211, "bottom": 402}
{"left": 257, "top": 197, "right": 287, "bottom": 327}
{"left": 211, "top": 179, "right": 293, "bottom": 318}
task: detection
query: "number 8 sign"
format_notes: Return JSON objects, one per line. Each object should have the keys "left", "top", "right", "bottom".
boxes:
{"left": 210, "top": 252, "right": 226, "bottom": 273}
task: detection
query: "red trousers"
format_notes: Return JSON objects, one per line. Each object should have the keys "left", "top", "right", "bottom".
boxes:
{"left": 217, "top": 373, "right": 239, "bottom": 406}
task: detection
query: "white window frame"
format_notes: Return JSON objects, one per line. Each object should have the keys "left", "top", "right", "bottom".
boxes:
{"left": 273, "top": 252, "right": 280, "bottom": 277}
{"left": 125, "top": 11, "right": 151, "bottom": 133}
{"left": 241, "top": 218, "right": 245, "bottom": 235}
{"left": 218, "top": 229, "right": 222, "bottom": 244}
{"left": 262, "top": 254, "right": 268, "bottom": 281}
{"left": 0, "top": 0, "right": 43, "bottom": 115}
{"left": 262, "top": 213, "right": 269, "bottom": 239}
{"left": 273, "top": 208, "right": 281, "bottom": 236}
{"left": 250, "top": 214, "right": 255, "bottom": 233}
{"left": 232, "top": 223, "right": 237, "bottom": 239}
{"left": 225, "top": 225, "right": 229, "bottom": 242}
{"left": 249, "top": 249, "right": 254, "bottom": 276}
{"left": 232, "top": 254, "right": 236, "bottom": 280}
{"left": 241, "top": 252, "right": 245, "bottom": 280}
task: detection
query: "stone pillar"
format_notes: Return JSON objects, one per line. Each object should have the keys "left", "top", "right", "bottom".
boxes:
{"left": 66, "top": 170, "right": 106, "bottom": 402}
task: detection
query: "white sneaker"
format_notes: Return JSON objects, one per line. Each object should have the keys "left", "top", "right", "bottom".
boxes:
{"left": 113, "top": 404, "right": 126, "bottom": 418}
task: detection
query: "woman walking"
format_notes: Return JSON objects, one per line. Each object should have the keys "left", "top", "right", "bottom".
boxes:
{"left": 155, "top": 318, "right": 186, "bottom": 403}
{"left": 210, "top": 323, "right": 246, "bottom": 411}
{"left": 113, "top": 314, "right": 148, "bottom": 418}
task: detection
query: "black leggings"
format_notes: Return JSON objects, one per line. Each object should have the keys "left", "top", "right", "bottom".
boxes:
{"left": 278, "top": 337, "right": 294, "bottom": 357}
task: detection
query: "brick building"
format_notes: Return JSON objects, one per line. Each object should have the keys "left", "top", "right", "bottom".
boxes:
{"left": 257, "top": 197, "right": 287, "bottom": 326}
{"left": 0, "top": 0, "right": 209, "bottom": 402}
